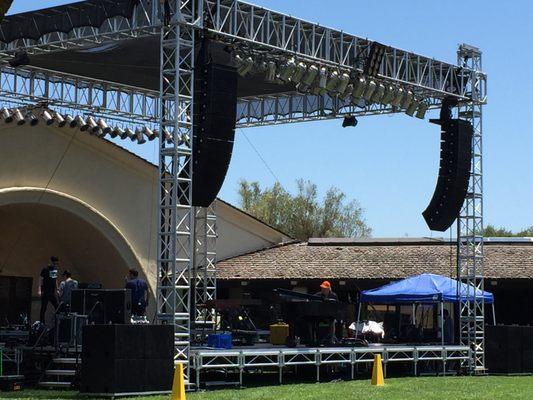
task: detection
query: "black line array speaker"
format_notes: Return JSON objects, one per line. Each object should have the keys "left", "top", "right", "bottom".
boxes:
{"left": 71, "top": 289, "right": 131, "bottom": 324}
{"left": 81, "top": 325, "right": 174, "bottom": 394}
{"left": 191, "top": 37, "right": 238, "bottom": 207}
{"left": 422, "top": 118, "right": 473, "bottom": 231}
{"left": 486, "top": 325, "right": 533, "bottom": 374}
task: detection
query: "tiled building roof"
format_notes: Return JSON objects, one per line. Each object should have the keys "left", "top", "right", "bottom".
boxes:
{"left": 216, "top": 238, "right": 533, "bottom": 280}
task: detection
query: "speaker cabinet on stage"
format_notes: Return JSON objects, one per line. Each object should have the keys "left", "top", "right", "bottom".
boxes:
{"left": 81, "top": 325, "right": 174, "bottom": 394}
{"left": 190, "top": 37, "right": 238, "bottom": 207}
{"left": 423, "top": 118, "right": 473, "bottom": 232}
{"left": 71, "top": 289, "right": 131, "bottom": 324}
{"left": 486, "top": 325, "right": 533, "bottom": 374}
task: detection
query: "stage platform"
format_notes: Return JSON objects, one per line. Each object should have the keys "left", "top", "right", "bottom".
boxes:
{"left": 190, "top": 344, "right": 471, "bottom": 387}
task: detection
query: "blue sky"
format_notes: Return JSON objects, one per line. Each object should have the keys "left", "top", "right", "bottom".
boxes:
{"left": 10, "top": 1, "right": 533, "bottom": 237}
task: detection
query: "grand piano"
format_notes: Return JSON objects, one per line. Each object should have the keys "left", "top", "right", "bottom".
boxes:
{"left": 273, "top": 288, "right": 349, "bottom": 346}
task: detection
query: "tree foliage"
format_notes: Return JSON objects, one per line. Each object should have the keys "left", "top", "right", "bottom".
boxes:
{"left": 483, "top": 224, "right": 533, "bottom": 237}
{"left": 238, "top": 179, "right": 371, "bottom": 241}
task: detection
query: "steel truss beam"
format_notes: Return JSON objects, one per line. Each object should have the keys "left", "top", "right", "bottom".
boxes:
{"left": 0, "top": 1, "right": 158, "bottom": 57}
{"left": 0, "top": 1, "right": 484, "bottom": 103}
{"left": 203, "top": 0, "right": 483, "bottom": 100}
{"left": 192, "top": 204, "right": 217, "bottom": 331}
{"left": 0, "top": 64, "right": 159, "bottom": 127}
{"left": 156, "top": 0, "right": 200, "bottom": 385}
{"left": 235, "top": 93, "right": 442, "bottom": 127}
{"left": 456, "top": 44, "right": 484, "bottom": 372}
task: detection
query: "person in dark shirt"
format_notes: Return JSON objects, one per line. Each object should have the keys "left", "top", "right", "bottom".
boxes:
{"left": 125, "top": 268, "right": 149, "bottom": 317}
{"left": 443, "top": 309, "right": 455, "bottom": 344}
{"left": 39, "top": 256, "right": 60, "bottom": 323}
{"left": 312, "top": 281, "right": 339, "bottom": 344}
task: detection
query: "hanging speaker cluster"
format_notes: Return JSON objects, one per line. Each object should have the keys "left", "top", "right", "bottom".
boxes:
{"left": 422, "top": 101, "right": 473, "bottom": 232}
{"left": 363, "top": 42, "right": 387, "bottom": 77}
{"left": 191, "top": 37, "right": 238, "bottom": 207}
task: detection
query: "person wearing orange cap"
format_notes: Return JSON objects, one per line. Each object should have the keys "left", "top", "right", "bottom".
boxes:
{"left": 312, "top": 281, "right": 339, "bottom": 344}
{"left": 316, "top": 280, "right": 338, "bottom": 302}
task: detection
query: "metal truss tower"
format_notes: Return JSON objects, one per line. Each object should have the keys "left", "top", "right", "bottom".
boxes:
{"left": 457, "top": 44, "right": 486, "bottom": 372}
{"left": 193, "top": 204, "right": 217, "bottom": 331}
{"left": 156, "top": 0, "right": 201, "bottom": 383}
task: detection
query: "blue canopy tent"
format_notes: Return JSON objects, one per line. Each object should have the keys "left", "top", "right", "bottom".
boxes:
{"left": 360, "top": 273, "right": 494, "bottom": 304}
{"left": 356, "top": 274, "right": 495, "bottom": 345}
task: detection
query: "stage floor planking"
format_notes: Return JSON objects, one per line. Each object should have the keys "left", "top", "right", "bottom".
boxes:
{"left": 190, "top": 344, "right": 471, "bottom": 387}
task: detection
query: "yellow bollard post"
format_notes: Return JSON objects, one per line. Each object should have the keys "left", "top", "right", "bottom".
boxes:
{"left": 371, "top": 354, "right": 385, "bottom": 386}
{"left": 170, "top": 363, "right": 186, "bottom": 400}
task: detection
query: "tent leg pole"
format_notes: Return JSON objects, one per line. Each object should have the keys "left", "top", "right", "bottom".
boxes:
{"left": 492, "top": 303, "right": 496, "bottom": 325}
{"left": 441, "top": 302, "right": 444, "bottom": 346}
{"left": 412, "top": 303, "right": 416, "bottom": 325}
{"left": 355, "top": 303, "right": 362, "bottom": 340}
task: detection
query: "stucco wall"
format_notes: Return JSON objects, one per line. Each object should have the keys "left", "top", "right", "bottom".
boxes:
{"left": 0, "top": 123, "right": 289, "bottom": 321}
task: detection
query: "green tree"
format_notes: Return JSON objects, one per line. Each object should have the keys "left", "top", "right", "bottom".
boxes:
{"left": 238, "top": 179, "right": 371, "bottom": 241}
{"left": 483, "top": 224, "right": 533, "bottom": 237}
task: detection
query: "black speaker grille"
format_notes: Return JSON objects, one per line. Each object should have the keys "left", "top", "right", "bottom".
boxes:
{"left": 423, "top": 118, "right": 473, "bottom": 231}
{"left": 191, "top": 38, "right": 238, "bottom": 207}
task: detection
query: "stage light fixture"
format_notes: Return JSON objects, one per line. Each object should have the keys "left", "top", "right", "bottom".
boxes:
{"left": 143, "top": 126, "right": 157, "bottom": 141}
{"left": 86, "top": 116, "right": 98, "bottom": 132}
{"left": 110, "top": 126, "right": 122, "bottom": 138}
{"left": 362, "top": 80, "right": 377, "bottom": 102}
{"left": 64, "top": 115, "right": 74, "bottom": 127}
{"left": 265, "top": 61, "right": 277, "bottom": 82}
{"left": 336, "top": 73, "right": 351, "bottom": 96}
{"left": 53, "top": 112, "right": 66, "bottom": 127}
{"left": 124, "top": 127, "right": 135, "bottom": 140}
{"left": 381, "top": 85, "right": 395, "bottom": 105}
{"left": 278, "top": 57, "right": 297, "bottom": 82}
{"left": 390, "top": 87, "right": 404, "bottom": 107}
{"left": 38, "top": 109, "right": 53, "bottom": 125}
{"left": 162, "top": 128, "right": 172, "bottom": 143}
{"left": 325, "top": 70, "right": 340, "bottom": 93}
{"left": 0, "top": 107, "right": 12, "bottom": 123}
{"left": 13, "top": 109, "right": 25, "bottom": 125}
{"left": 291, "top": 61, "right": 307, "bottom": 83}
{"left": 96, "top": 118, "right": 111, "bottom": 135}
{"left": 135, "top": 127, "right": 146, "bottom": 144}
{"left": 405, "top": 99, "right": 418, "bottom": 116}
{"left": 341, "top": 83, "right": 354, "bottom": 100}
{"left": 235, "top": 54, "right": 254, "bottom": 77}
{"left": 401, "top": 90, "right": 414, "bottom": 109}
{"left": 119, "top": 127, "right": 130, "bottom": 140}
{"left": 415, "top": 101, "right": 429, "bottom": 119}
{"left": 351, "top": 77, "right": 367, "bottom": 101}
{"left": 255, "top": 60, "right": 268, "bottom": 74}
{"left": 301, "top": 65, "right": 319, "bottom": 86}
{"left": 72, "top": 115, "right": 84, "bottom": 129}
{"left": 371, "top": 82, "right": 385, "bottom": 103}
{"left": 342, "top": 115, "right": 358, "bottom": 127}
{"left": 312, "top": 67, "right": 328, "bottom": 95}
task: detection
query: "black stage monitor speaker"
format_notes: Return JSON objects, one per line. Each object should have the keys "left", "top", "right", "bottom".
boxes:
{"left": 71, "top": 289, "right": 131, "bottom": 324}
{"left": 0, "top": 276, "right": 32, "bottom": 324}
{"left": 81, "top": 325, "right": 174, "bottom": 394}
{"left": 191, "top": 37, "right": 238, "bottom": 207}
{"left": 422, "top": 118, "right": 473, "bottom": 231}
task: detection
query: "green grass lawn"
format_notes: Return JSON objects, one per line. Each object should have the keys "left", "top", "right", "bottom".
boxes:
{"left": 2, "top": 376, "right": 533, "bottom": 400}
